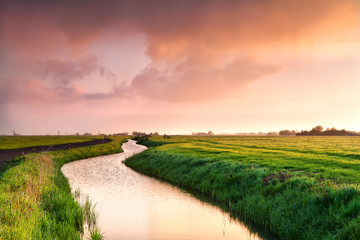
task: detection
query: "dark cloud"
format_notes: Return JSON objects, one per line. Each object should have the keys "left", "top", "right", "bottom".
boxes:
{"left": 0, "top": 53, "right": 122, "bottom": 104}
{"left": 0, "top": 77, "right": 83, "bottom": 104}
{"left": 2, "top": 0, "right": 357, "bottom": 55}
{"left": 0, "top": 0, "right": 359, "bottom": 105}
{"left": 83, "top": 85, "right": 129, "bottom": 100}
{"left": 0, "top": 76, "right": 129, "bottom": 104}
{"left": 42, "top": 55, "right": 100, "bottom": 86}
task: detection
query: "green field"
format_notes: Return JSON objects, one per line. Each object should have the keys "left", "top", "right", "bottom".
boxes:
{"left": 0, "top": 136, "right": 129, "bottom": 239}
{"left": 126, "top": 136, "right": 360, "bottom": 240}
{"left": 0, "top": 135, "right": 103, "bottom": 150}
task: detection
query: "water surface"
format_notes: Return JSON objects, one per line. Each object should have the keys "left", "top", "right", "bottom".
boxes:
{"left": 62, "top": 140, "right": 267, "bottom": 240}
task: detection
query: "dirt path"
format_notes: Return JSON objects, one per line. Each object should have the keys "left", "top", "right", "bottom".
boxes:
{"left": 0, "top": 138, "right": 111, "bottom": 171}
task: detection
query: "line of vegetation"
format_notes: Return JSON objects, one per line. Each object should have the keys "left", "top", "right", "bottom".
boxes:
{"left": 296, "top": 126, "right": 360, "bottom": 136}
{"left": 125, "top": 136, "right": 360, "bottom": 240}
{"left": 278, "top": 125, "right": 360, "bottom": 136}
{"left": 0, "top": 136, "right": 128, "bottom": 239}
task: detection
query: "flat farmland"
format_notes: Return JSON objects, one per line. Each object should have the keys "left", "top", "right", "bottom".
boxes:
{"left": 0, "top": 135, "right": 103, "bottom": 150}
{"left": 145, "top": 136, "right": 360, "bottom": 183}
{"left": 126, "top": 136, "right": 360, "bottom": 239}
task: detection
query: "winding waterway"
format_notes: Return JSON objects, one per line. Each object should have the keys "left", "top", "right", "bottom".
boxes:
{"left": 62, "top": 140, "right": 268, "bottom": 240}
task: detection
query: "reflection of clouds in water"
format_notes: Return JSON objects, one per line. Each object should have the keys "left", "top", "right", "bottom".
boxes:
{"left": 62, "top": 140, "right": 264, "bottom": 240}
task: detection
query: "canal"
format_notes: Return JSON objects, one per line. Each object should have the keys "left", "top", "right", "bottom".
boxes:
{"left": 62, "top": 140, "right": 269, "bottom": 240}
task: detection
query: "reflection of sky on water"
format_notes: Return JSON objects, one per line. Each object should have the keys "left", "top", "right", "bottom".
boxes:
{"left": 62, "top": 140, "right": 264, "bottom": 240}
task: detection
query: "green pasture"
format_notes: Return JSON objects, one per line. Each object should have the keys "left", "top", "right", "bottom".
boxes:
{"left": 0, "top": 135, "right": 103, "bottom": 150}
{"left": 126, "top": 136, "right": 360, "bottom": 239}
{"left": 143, "top": 136, "right": 360, "bottom": 183}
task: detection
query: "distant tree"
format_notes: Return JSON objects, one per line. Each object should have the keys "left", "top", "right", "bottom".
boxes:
{"left": 114, "top": 132, "right": 128, "bottom": 136}
{"left": 311, "top": 125, "right": 323, "bottom": 133}
{"left": 296, "top": 130, "right": 308, "bottom": 136}
{"left": 279, "top": 130, "right": 291, "bottom": 136}
{"left": 208, "top": 131, "right": 214, "bottom": 135}
{"left": 132, "top": 131, "right": 146, "bottom": 136}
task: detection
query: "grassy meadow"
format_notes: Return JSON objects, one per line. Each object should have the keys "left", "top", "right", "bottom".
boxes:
{"left": 126, "top": 136, "right": 360, "bottom": 240}
{"left": 0, "top": 135, "right": 103, "bottom": 150}
{"left": 0, "top": 135, "right": 129, "bottom": 239}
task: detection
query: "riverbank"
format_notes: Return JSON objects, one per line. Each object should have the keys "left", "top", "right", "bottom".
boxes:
{"left": 125, "top": 136, "right": 360, "bottom": 240}
{"left": 0, "top": 136, "right": 128, "bottom": 239}
{"left": 62, "top": 140, "right": 269, "bottom": 239}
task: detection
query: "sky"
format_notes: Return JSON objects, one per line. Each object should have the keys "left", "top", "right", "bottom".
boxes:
{"left": 1, "top": 0, "right": 360, "bottom": 135}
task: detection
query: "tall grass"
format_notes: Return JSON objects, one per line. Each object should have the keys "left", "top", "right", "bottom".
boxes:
{"left": 0, "top": 136, "right": 128, "bottom": 239}
{"left": 125, "top": 136, "right": 360, "bottom": 240}
{"left": 73, "top": 190, "right": 104, "bottom": 240}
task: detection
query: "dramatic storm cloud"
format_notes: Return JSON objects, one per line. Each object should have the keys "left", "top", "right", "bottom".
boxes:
{"left": 1, "top": 0, "right": 360, "bottom": 134}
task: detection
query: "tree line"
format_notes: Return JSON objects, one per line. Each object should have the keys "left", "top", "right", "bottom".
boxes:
{"left": 278, "top": 126, "right": 360, "bottom": 136}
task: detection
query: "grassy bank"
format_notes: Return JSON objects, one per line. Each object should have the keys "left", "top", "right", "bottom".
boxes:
{"left": 125, "top": 136, "right": 360, "bottom": 240}
{"left": 0, "top": 136, "right": 128, "bottom": 239}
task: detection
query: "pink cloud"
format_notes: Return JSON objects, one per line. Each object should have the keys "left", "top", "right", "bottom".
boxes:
{"left": 131, "top": 59, "right": 281, "bottom": 102}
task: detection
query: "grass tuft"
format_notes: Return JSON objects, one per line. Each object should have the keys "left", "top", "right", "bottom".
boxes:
{"left": 88, "top": 228, "right": 104, "bottom": 240}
